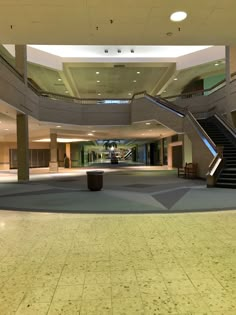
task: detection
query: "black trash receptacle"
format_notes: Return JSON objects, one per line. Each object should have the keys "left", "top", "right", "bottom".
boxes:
{"left": 87, "top": 171, "right": 104, "bottom": 191}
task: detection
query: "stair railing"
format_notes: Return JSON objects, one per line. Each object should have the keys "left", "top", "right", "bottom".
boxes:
{"left": 144, "top": 93, "right": 186, "bottom": 117}
{"left": 214, "top": 113, "right": 236, "bottom": 139}
{"left": 186, "top": 111, "right": 217, "bottom": 157}
{"left": 206, "top": 151, "right": 224, "bottom": 187}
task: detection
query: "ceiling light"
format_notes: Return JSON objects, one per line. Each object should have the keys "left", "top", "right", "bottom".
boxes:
{"left": 170, "top": 11, "right": 187, "bottom": 22}
{"left": 97, "top": 80, "right": 100, "bottom": 83}
{"left": 56, "top": 125, "right": 61, "bottom": 128}
{"left": 214, "top": 63, "right": 219, "bottom": 66}
{"left": 137, "top": 71, "right": 140, "bottom": 74}
{"left": 174, "top": 78, "right": 178, "bottom": 81}
{"left": 65, "top": 90, "right": 69, "bottom": 93}
{"left": 96, "top": 71, "right": 100, "bottom": 74}
{"left": 141, "top": 133, "right": 145, "bottom": 136}
{"left": 88, "top": 133, "right": 94, "bottom": 136}
{"left": 128, "top": 93, "right": 132, "bottom": 96}
{"left": 58, "top": 78, "right": 62, "bottom": 81}
{"left": 146, "top": 122, "right": 151, "bottom": 125}
{"left": 33, "top": 138, "right": 89, "bottom": 143}
{"left": 92, "top": 130, "right": 96, "bottom": 132}
{"left": 133, "top": 80, "right": 137, "bottom": 83}
{"left": 4, "top": 128, "right": 9, "bottom": 131}
{"left": 98, "top": 93, "right": 101, "bottom": 96}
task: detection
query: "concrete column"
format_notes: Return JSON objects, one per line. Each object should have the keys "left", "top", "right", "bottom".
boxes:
{"left": 17, "top": 113, "right": 29, "bottom": 181}
{"left": 15, "top": 45, "right": 27, "bottom": 84}
{"left": 159, "top": 139, "right": 164, "bottom": 165}
{"left": 49, "top": 133, "right": 58, "bottom": 172}
{"left": 65, "top": 143, "right": 71, "bottom": 168}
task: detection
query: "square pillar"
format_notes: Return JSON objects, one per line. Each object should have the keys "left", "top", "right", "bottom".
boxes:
{"left": 49, "top": 133, "right": 58, "bottom": 172}
{"left": 17, "top": 113, "right": 29, "bottom": 182}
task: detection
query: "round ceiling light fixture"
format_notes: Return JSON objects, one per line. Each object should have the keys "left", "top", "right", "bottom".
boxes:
{"left": 170, "top": 11, "right": 187, "bottom": 22}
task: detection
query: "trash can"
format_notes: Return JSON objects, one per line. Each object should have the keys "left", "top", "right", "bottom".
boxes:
{"left": 86, "top": 171, "right": 104, "bottom": 191}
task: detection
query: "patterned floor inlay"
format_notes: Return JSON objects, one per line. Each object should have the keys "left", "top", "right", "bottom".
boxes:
{"left": 152, "top": 188, "right": 190, "bottom": 209}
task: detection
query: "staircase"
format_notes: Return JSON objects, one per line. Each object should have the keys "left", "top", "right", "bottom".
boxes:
{"left": 198, "top": 117, "right": 236, "bottom": 188}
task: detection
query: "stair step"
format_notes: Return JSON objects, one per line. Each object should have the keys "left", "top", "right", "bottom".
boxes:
{"left": 220, "top": 174, "right": 236, "bottom": 178}
{"left": 216, "top": 183, "right": 236, "bottom": 188}
{"left": 198, "top": 118, "right": 236, "bottom": 189}
{"left": 218, "top": 177, "right": 236, "bottom": 182}
{"left": 223, "top": 168, "right": 236, "bottom": 172}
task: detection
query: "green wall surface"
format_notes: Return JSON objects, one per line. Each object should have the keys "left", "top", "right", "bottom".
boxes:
{"left": 204, "top": 73, "right": 225, "bottom": 95}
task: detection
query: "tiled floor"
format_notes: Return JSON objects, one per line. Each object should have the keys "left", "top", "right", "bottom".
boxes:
{"left": 0, "top": 210, "right": 236, "bottom": 314}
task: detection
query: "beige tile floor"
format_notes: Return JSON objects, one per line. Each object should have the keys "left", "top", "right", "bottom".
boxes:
{"left": 0, "top": 210, "right": 236, "bottom": 314}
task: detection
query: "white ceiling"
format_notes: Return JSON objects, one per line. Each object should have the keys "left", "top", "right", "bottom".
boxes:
{"left": 0, "top": 0, "right": 235, "bottom": 45}
{"left": 0, "top": 0, "right": 230, "bottom": 143}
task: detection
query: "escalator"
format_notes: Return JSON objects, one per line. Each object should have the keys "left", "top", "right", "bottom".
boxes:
{"left": 124, "top": 149, "right": 132, "bottom": 160}
{"left": 198, "top": 116, "right": 236, "bottom": 188}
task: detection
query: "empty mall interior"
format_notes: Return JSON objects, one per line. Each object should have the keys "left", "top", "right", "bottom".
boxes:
{"left": 0, "top": 1, "right": 236, "bottom": 314}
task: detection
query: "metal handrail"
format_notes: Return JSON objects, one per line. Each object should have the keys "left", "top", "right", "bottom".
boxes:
{"left": 147, "top": 93, "right": 186, "bottom": 116}
{"left": 214, "top": 113, "right": 236, "bottom": 138}
{"left": 40, "top": 91, "right": 132, "bottom": 104}
{"left": 187, "top": 111, "right": 217, "bottom": 157}
{"left": 132, "top": 91, "right": 146, "bottom": 99}
{"left": 0, "top": 53, "right": 24, "bottom": 82}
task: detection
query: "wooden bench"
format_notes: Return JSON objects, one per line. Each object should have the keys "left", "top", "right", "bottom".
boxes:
{"left": 178, "top": 163, "right": 198, "bottom": 179}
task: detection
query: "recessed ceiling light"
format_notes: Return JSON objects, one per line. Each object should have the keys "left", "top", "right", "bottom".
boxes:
{"left": 98, "top": 93, "right": 101, "bottom": 96}
{"left": 65, "top": 90, "right": 69, "bottom": 93}
{"left": 88, "top": 133, "right": 93, "bottom": 136}
{"left": 133, "top": 80, "right": 137, "bottom": 83}
{"left": 137, "top": 71, "right": 140, "bottom": 74}
{"left": 56, "top": 125, "right": 61, "bottom": 128}
{"left": 214, "top": 63, "right": 219, "bottom": 66}
{"left": 141, "top": 133, "right": 145, "bottom": 136}
{"left": 92, "top": 130, "right": 96, "bottom": 132}
{"left": 170, "top": 11, "right": 187, "bottom": 22}
{"left": 96, "top": 71, "right": 100, "bottom": 74}
{"left": 97, "top": 80, "right": 100, "bottom": 83}
{"left": 146, "top": 122, "right": 151, "bottom": 125}
{"left": 128, "top": 93, "right": 132, "bottom": 96}
{"left": 58, "top": 78, "right": 62, "bottom": 81}
{"left": 174, "top": 78, "right": 178, "bottom": 81}
{"left": 4, "top": 128, "right": 9, "bottom": 131}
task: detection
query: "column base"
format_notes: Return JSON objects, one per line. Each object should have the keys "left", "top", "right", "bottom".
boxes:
{"left": 49, "top": 162, "right": 58, "bottom": 172}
